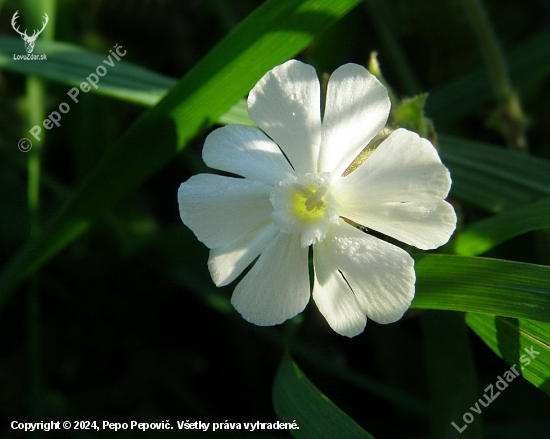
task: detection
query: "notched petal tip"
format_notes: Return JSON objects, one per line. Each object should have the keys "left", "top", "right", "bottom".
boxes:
{"left": 334, "top": 127, "right": 457, "bottom": 251}
{"left": 247, "top": 59, "right": 322, "bottom": 175}
{"left": 321, "top": 222, "right": 416, "bottom": 326}
{"left": 207, "top": 224, "right": 278, "bottom": 287}
{"left": 319, "top": 63, "right": 391, "bottom": 176}
{"left": 230, "top": 233, "right": 311, "bottom": 327}
{"left": 313, "top": 239, "right": 368, "bottom": 337}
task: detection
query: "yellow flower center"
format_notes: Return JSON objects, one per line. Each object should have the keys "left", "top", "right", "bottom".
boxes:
{"left": 292, "top": 184, "right": 328, "bottom": 222}
{"left": 270, "top": 172, "right": 340, "bottom": 247}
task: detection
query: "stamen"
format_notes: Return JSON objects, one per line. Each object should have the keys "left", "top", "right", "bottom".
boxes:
{"left": 271, "top": 172, "right": 338, "bottom": 245}
{"left": 305, "top": 186, "right": 327, "bottom": 211}
{"left": 293, "top": 183, "right": 314, "bottom": 198}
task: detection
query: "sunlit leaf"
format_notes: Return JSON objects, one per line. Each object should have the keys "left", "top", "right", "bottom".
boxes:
{"left": 466, "top": 314, "right": 550, "bottom": 396}
{"left": 413, "top": 255, "right": 550, "bottom": 323}
{"left": 455, "top": 197, "right": 550, "bottom": 256}
{"left": 0, "top": 37, "right": 174, "bottom": 106}
{"left": 217, "top": 99, "right": 254, "bottom": 126}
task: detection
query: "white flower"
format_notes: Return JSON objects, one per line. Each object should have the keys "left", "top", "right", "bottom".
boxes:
{"left": 177, "top": 60, "right": 457, "bottom": 337}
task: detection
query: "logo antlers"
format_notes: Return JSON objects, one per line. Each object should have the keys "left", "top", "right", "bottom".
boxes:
{"left": 11, "top": 11, "right": 49, "bottom": 54}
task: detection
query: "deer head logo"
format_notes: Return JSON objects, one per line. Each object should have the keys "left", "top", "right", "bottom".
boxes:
{"left": 11, "top": 11, "right": 49, "bottom": 54}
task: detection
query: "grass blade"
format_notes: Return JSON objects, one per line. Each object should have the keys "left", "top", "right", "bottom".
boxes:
{"left": 455, "top": 197, "right": 550, "bottom": 256}
{"left": 439, "top": 135, "right": 550, "bottom": 212}
{"left": 273, "top": 353, "right": 375, "bottom": 439}
{"left": 0, "top": 37, "right": 175, "bottom": 106}
{"left": 466, "top": 314, "right": 550, "bottom": 396}
{"left": 413, "top": 255, "right": 550, "bottom": 323}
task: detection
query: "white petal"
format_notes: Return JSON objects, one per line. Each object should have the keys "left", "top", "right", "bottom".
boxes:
{"left": 339, "top": 200, "right": 457, "bottom": 250}
{"left": 208, "top": 223, "right": 279, "bottom": 287}
{"left": 323, "top": 222, "right": 415, "bottom": 324}
{"left": 335, "top": 128, "right": 457, "bottom": 249}
{"left": 248, "top": 60, "right": 321, "bottom": 174}
{"left": 313, "top": 240, "right": 366, "bottom": 337}
{"left": 336, "top": 128, "right": 452, "bottom": 202}
{"left": 319, "top": 63, "right": 390, "bottom": 176}
{"left": 203, "top": 124, "right": 293, "bottom": 185}
{"left": 231, "top": 232, "right": 310, "bottom": 326}
{"left": 178, "top": 174, "right": 273, "bottom": 249}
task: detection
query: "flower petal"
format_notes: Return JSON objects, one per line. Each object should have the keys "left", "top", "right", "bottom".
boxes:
{"left": 340, "top": 201, "right": 456, "bottom": 250}
{"left": 208, "top": 223, "right": 279, "bottom": 287}
{"left": 323, "top": 222, "right": 415, "bottom": 324}
{"left": 178, "top": 174, "right": 272, "bottom": 249}
{"left": 336, "top": 129, "right": 452, "bottom": 202}
{"left": 248, "top": 60, "right": 321, "bottom": 174}
{"left": 313, "top": 240, "right": 366, "bottom": 337}
{"left": 231, "top": 232, "right": 310, "bottom": 326}
{"left": 335, "top": 128, "right": 457, "bottom": 249}
{"left": 203, "top": 124, "right": 293, "bottom": 185}
{"left": 319, "top": 63, "right": 390, "bottom": 176}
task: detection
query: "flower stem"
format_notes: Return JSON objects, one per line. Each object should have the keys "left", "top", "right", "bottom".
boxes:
{"left": 26, "top": 73, "right": 46, "bottom": 439}
{"left": 461, "top": 0, "right": 528, "bottom": 151}
{"left": 27, "top": 77, "right": 44, "bottom": 236}
{"left": 23, "top": 0, "right": 55, "bottom": 429}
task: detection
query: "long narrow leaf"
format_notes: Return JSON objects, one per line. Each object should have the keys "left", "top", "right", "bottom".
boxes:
{"left": 0, "top": 0, "right": 363, "bottom": 307}
{"left": 439, "top": 135, "right": 550, "bottom": 212}
{"left": 273, "top": 353, "right": 375, "bottom": 439}
{"left": 0, "top": 37, "right": 175, "bottom": 106}
{"left": 466, "top": 314, "right": 550, "bottom": 396}
{"left": 455, "top": 197, "right": 550, "bottom": 256}
{"left": 412, "top": 255, "right": 550, "bottom": 323}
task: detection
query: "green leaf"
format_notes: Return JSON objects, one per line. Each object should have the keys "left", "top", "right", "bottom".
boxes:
{"left": 0, "top": 35, "right": 252, "bottom": 126}
{"left": 439, "top": 135, "right": 550, "bottom": 212}
{"left": 217, "top": 99, "right": 254, "bottom": 126}
{"left": 0, "top": 37, "right": 175, "bottom": 106}
{"left": 412, "top": 255, "right": 550, "bottom": 323}
{"left": 455, "top": 197, "right": 550, "bottom": 256}
{"left": 0, "top": 0, "right": 363, "bottom": 307}
{"left": 273, "top": 353, "right": 375, "bottom": 439}
{"left": 466, "top": 314, "right": 550, "bottom": 396}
